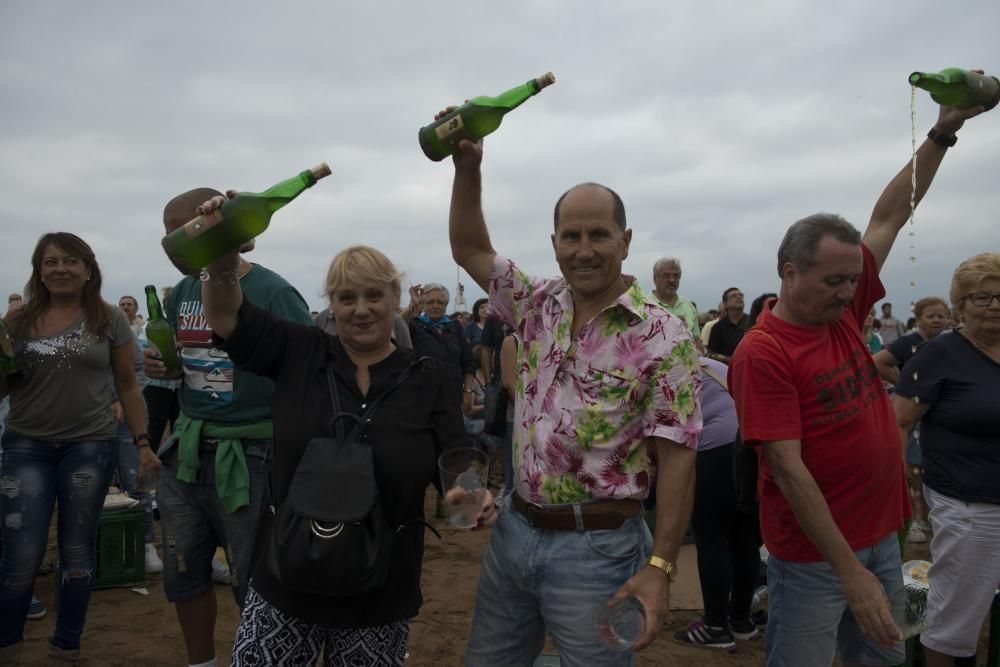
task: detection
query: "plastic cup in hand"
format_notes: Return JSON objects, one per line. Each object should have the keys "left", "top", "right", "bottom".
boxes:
{"left": 438, "top": 447, "right": 489, "bottom": 528}
{"left": 595, "top": 596, "right": 645, "bottom": 651}
{"left": 900, "top": 560, "right": 932, "bottom": 639}
{"left": 134, "top": 466, "right": 158, "bottom": 494}
{"left": 899, "top": 581, "right": 931, "bottom": 639}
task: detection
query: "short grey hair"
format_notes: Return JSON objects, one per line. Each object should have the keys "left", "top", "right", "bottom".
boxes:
{"left": 423, "top": 282, "right": 450, "bottom": 304}
{"left": 776, "top": 213, "right": 861, "bottom": 277}
{"left": 653, "top": 257, "right": 681, "bottom": 276}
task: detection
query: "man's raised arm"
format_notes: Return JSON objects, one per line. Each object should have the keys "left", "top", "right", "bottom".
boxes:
{"left": 864, "top": 93, "right": 990, "bottom": 271}
{"left": 449, "top": 134, "right": 496, "bottom": 293}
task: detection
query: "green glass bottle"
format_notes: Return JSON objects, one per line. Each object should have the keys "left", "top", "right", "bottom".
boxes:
{"left": 162, "top": 163, "right": 332, "bottom": 274}
{"left": 0, "top": 318, "right": 15, "bottom": 376}
{"left": 144, "top": 285, "right": 181, "bottom": 377}
{"left": 909, "top": 68, "right": 1000, "bottom": 110}
{"left": 419, "top": 71, "right": 556, "bottom": 161}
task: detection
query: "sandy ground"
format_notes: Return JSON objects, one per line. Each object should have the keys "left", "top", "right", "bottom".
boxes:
{"left": 17, "top": 491, "right": 992, "bottom": 666}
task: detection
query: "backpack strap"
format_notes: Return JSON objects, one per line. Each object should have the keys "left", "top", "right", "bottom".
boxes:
{"left": 327, "top": 357, "right": 429, "bottom": 443}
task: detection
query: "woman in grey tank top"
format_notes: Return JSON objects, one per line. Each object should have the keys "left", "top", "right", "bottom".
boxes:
{"left": 0, "top": 232, "right": 158, "bottom": 664}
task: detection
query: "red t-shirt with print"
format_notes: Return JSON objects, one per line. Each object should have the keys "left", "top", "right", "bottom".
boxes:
{"left": 728, "top": 244, "right": 910, "bottom": 562}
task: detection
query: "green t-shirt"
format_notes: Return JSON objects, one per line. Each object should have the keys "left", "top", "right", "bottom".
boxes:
{"left": 653, "top": 293, "right": 701, "bottom": 339}
{"left": 166, "top": 264, "right": 312, "bottom": 424}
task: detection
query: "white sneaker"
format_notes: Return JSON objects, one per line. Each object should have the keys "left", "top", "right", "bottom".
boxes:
{"left": 144, "top": 543, "right": 163, "bottom": 574}
{"left": 211, "top": 556, "right": 232, "bottom": 585}
{"left": 907, "top": 523, "right": 927, "bottom": 544}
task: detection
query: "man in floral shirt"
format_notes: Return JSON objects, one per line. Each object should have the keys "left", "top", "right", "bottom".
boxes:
{"left": 444, "top": 133, "right": 702, "bottom": 665}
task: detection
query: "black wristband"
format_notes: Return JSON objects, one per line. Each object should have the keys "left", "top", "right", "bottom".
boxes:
{"left": 927, "top": 128, "right": 957, "bottom": 148}
{"left": 133, "top": 432, "right": 151, "bottom": 447}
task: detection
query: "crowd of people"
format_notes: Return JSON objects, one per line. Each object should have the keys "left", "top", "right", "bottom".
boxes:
{"left": 0, "top": 94, "right": 996, "bottom": 667}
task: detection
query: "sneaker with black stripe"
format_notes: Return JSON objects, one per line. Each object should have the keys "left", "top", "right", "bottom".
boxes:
{"left": 729, "top": 616, "right": 762, "bottom": 640}
{"left": 673, "top": 619, "right": 736, "bottom": 650}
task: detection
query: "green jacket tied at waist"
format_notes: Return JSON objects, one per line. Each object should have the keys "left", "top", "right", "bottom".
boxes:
{"left": 173, "top": 411, "right": 272, "bottom": 513}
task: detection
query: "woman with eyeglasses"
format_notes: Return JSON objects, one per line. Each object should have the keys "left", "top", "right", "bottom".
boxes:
{"left": 403, "top": 283, "right": 477, "bottom": 415}
{"left": 874, "top": 295, "right": 951, "bottom": 545}
{"left": 893, "top": 252, "right": 1000, "bottom": 666}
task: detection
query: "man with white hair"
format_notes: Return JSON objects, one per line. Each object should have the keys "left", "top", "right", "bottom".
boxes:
{"left": 652, "top": 257, "right": 701, "bottom": 342}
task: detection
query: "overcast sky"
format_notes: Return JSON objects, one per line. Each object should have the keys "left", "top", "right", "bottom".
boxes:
{"left": 2, "top": 1, "right": 998, "bottom": 318}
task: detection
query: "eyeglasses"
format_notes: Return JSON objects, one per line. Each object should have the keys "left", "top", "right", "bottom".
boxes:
{"left": 965, "top": 292, "right": 1000, "bottom": 308}
{"left": 424, "top": 299, "right": 448, "bottom": 306}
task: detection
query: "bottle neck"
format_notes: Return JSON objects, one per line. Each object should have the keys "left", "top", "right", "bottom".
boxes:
{"left": 146, "top": 291, "right": 164, "bottom": 321}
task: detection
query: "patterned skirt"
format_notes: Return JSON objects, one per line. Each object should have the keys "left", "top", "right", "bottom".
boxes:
{"left": 231, "top": 585, "right": 411, "bottom": 666}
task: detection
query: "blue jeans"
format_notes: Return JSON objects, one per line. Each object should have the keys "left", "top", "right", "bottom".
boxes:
{"left": 464, "top": 494, "right": 652, "bottom": 666}
{"left": 114, "top": 422, "right": 155, "bottom": 544}
{"left": 766, "top": 531, "right": 905, "bottom": 666}
{"left": 0, "top": 432, "right": 116, "bottom": 651}
{"left": 157, "top": 439, "right": 269, "bottom": 607}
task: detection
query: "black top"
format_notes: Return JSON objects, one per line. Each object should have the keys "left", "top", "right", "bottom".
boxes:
{"left": 408, "top": 318, "right": 477, "bottom": 394}
{"left": 886, "top": 331, "right": 928, "bottom": 368}
{"left": 480, "top": 316, "right": 512, "bottom": 382}
{"left": 708, "top": 314, "right": 749, "bottom": 358}
{"left": 895, "top": 330, "right": 1000, "bottom": 505}
{"left": 220, "top": 300, "right": 469, "bottom": 627}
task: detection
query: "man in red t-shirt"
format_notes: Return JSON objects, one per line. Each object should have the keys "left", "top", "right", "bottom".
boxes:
{"left": 729, "top": 99, "right": 990, "bottom": 666}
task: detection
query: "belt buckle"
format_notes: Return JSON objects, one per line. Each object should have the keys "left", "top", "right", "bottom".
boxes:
{"left": 525, "top": 499, "right": 545, "bottom": 528}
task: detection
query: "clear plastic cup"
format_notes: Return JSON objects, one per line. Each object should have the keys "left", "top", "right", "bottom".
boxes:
{"left": 595, "top": 596, "right": 645, "bottom": 651}
{"left": 134, "top": 466, "right": 158, "bottom": 494}
{"left": 438, "top": 448, "right": 489, "bottom": 528}
{"left": 900, "top": 560, "right": 932, "bottom": 639}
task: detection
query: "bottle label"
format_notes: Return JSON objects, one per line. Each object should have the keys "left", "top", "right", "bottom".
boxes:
{"left": 435, "top": 114, "right": 468, "bottom": 145}
{"left": 181, "top": 210, "right": 224, "bottom": 239}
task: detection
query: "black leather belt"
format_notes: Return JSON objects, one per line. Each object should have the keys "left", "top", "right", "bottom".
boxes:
{"left": 511, "top": 493, "right": 642, "bottom": 531}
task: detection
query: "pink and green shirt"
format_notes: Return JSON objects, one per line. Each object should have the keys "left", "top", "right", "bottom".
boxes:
{"left": 489, "top": 255, "right": 702, "bottom": 504}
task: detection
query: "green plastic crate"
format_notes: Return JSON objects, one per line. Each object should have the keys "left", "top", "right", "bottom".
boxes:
{"left": 93, "top": 505, "right": 145, "bottom": 589}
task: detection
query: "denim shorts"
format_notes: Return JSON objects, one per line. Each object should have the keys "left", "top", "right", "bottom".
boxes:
{"left": 463, "top": 494, "right": 652, "bottom": 667}
{"left": 766, "top": 531, "right": 905, "bottom": 666}
{"left": 157, "top": 439, "right": 269, "bottom": 606}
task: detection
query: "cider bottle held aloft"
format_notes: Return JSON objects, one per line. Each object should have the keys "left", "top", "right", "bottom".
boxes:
{"left": 419, "top": 72, "right": 556, "bottom": 161}
{"left": 909, "top": 68, "right": 1000, "bottom": 110}
{"left": 0, "top": 318, "right": 16, "bottom": 376}
{"left": 144, "top": 285, "right": 181, "bottom": 377}
{"left": 162, "top": 163, "right": 332, "bottom": 274}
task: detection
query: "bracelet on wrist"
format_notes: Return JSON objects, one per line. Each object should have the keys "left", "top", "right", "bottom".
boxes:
{"left": 646, "top": 555, "right": 677, "bottom": 582}
{"left": 199, "top": 267, "right": 240, "bottom": 286}
{"left": 927, "top": 127, "right": 957, "bottom": 148}
{"left": 133, "top": 432, "right": 152, "bottom": 447}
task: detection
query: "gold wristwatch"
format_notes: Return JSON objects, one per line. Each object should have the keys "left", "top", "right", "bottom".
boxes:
{"left": 646, "top": 555, "right": 677, "bottom": 582}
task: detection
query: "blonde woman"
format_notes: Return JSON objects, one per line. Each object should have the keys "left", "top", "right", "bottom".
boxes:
{"left": 894, "top": 253, "right": 1000, "bottom": 666}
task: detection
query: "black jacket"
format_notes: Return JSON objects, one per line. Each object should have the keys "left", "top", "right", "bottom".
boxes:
{"left": 221, "top": 301, "right": 469, "bottom": 627}
{"left": 408, "top": 318, "right": 477, "bottom": 394}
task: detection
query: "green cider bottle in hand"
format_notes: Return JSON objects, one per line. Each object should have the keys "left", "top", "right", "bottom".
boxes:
{"left": 162, "top": 163, "right": 332, "bottom": 274}
{"left": 419, "top": 71, "right": 556, "bottom": 161}
{"left": 0, "top": 319, "right": 16, "bottom": 376}
{"left": 909, "top": 68, "right": 1000, "bottom": 111}
{"left": 144, "top": 285, "right": 181, "bottom": 377}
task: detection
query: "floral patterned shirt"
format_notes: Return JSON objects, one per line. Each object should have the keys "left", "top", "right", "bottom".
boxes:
{"left": 489, "top": 255, "right": 703, "bottom": 504}
{"left": 653, "top": 293, "right": 701, "bottom": 339}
